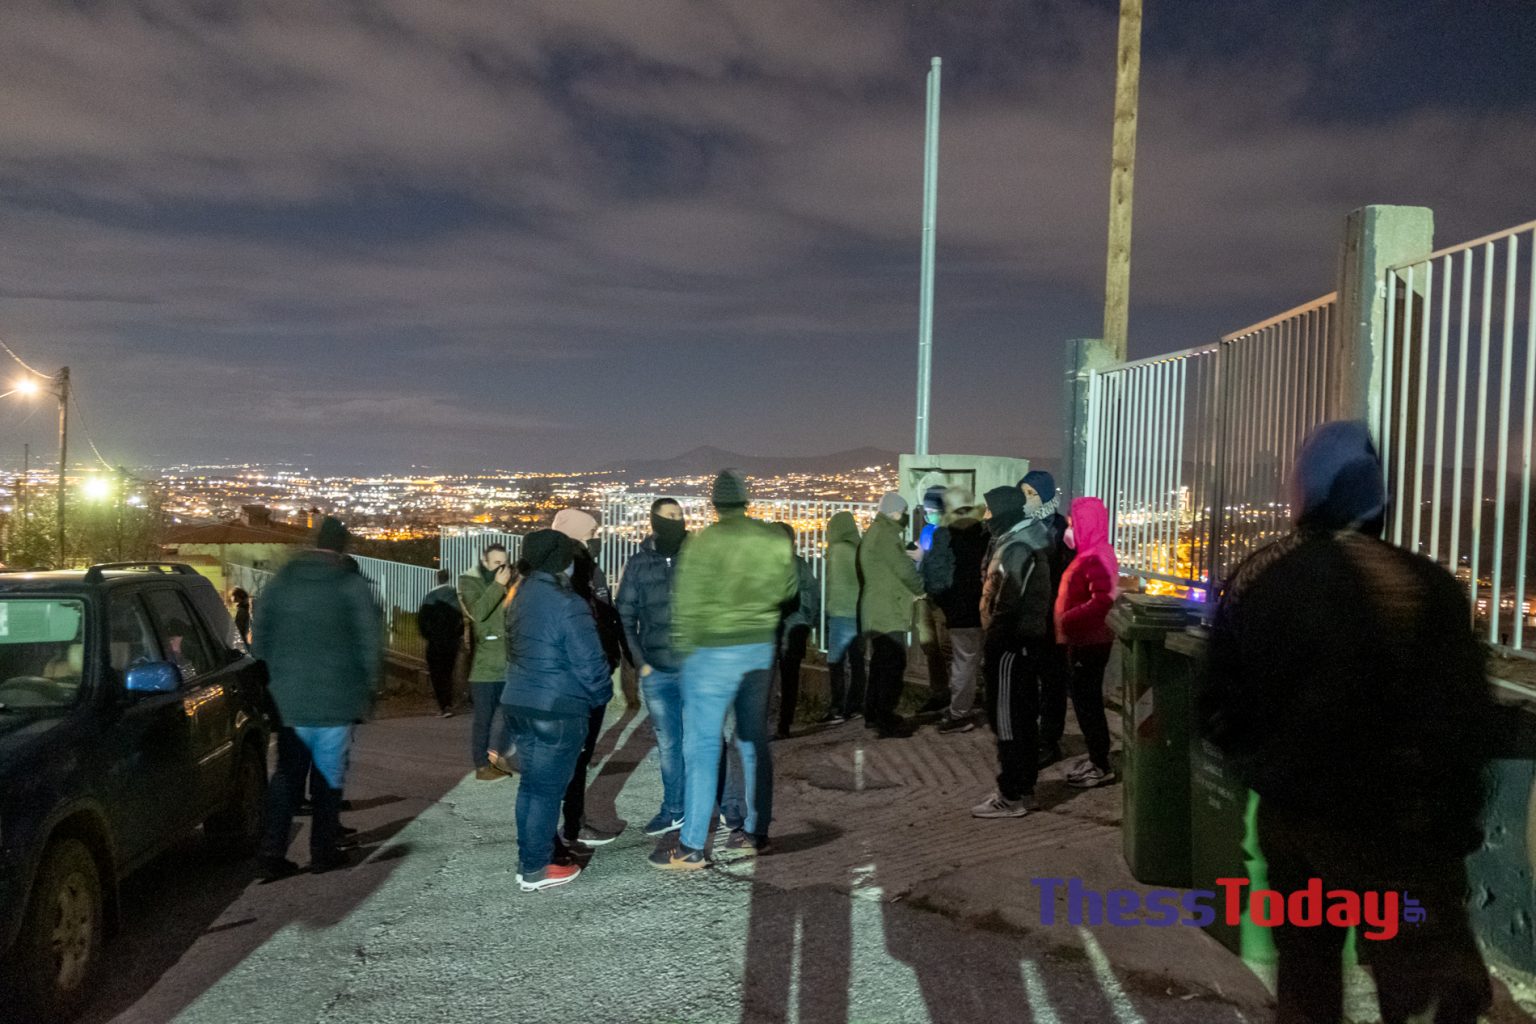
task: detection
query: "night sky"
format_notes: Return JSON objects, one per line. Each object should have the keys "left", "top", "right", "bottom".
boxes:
{"left": 1, "top": 0, "right": 1532, "bottom": 472}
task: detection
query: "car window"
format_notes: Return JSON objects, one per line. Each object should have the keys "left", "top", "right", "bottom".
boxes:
{"left": 143, "top": 590, "right": 218, "bottom": 683}
{"left": 0, "top": 598, "right": 88, "bottom": 709}
{"left": 108, "top": 594, "right": 160, "bottom": 678}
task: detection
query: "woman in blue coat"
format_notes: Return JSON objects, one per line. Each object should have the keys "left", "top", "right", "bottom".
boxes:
{"left": 500, "top": 529, "right": 613, "bottom": 892}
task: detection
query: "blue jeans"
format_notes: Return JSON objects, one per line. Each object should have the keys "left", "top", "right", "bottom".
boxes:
{"left": 641, "top": 668, "right": 685, "bottom": 821}
{"left": 826, "top": 616, "right": 866, "bottom": 717}
{"left": 261, "top": 725, "right": 353, "bottom": 861}
{"left": 681, "top": 643, "right": 775, "bottom": 851}
{"left": 827, "top": 616, "right": 859, "bottom": 663}
{"left": 508, "top": 712, "right": 588, "bottom": 875}
{"left": 719, "top": 713, "right": 746, "bottom": 830}
{"left": 471, "top": 680, "right": 515, "bottom": 767}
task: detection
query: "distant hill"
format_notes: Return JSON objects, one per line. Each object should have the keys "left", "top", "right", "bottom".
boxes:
{"left": 609, "top": 445, "right": 898, "bottom": 482}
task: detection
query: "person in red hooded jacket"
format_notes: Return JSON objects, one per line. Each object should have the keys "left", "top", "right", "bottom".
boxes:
{"left": 1053, "top": 496, "right": 1118, "bottom": 788}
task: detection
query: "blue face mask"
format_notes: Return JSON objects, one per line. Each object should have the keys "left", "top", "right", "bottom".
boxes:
{"left": 925, "top": 510, "right": 942, "bottom": 527}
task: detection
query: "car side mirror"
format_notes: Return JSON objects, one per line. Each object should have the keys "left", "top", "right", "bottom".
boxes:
{"left": 126, "top": 662, "right": 182, "bottom": 695}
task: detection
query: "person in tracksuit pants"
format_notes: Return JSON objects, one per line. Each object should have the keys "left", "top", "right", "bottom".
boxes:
{"left": 970, "top": 486, "right": 1054, "bottom": 819}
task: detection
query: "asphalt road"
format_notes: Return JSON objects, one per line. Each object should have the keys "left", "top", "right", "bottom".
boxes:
{"left": 62, "top": 706, "right": 1298, "bottom": 1023}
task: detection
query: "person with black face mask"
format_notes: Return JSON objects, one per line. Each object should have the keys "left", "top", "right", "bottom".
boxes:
{"left": 971, "top": 486, "right": 1053, "bottom": 819}
{"left": 458, "top": 542, "right": 517, "bottom": 780}
{"left": 551, "top": 508, "right": 629, "bottom": 852}
{"left": 616, "top": 498, "right": 689, "bottom": 837}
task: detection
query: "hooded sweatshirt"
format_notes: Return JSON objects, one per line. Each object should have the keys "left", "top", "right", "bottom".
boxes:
{"left": 979, "top": 488, "right": 1052, "bottom": 639}
{"left": 825, "top": 512, "right": 862, "bottom": 620}
{"left": 857, "top": 512, "right": 924, "bottom": 634}
{"left": 1202, "top": 419, "right": 1492, "bottom": 850}
{"left": 1054, "top": 497, "right": 1118, "bottom": 646}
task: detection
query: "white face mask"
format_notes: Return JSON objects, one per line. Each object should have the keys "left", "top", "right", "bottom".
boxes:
{"left": 1063, "top": 526, "right": 1076, "bottom": 550}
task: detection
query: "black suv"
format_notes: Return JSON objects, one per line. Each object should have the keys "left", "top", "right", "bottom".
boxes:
{"left": 0, "top": 563, "right": 271, "bottom": 1022}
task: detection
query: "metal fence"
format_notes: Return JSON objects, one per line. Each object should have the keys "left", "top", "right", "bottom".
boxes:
{"left": 1085, "top": 293, "right": 1341, "bottom": 597}
{"left": 225, "top": 557, "right": 438, "bottom": 659}
{"left": 225, "top": 562, "right": 275, "bottom": 599}
{"left": 349, "top": 554, "right": 440, "bottom": 659}
{"left": 599, "top": 492, "right": 879, "bottom": 650}
{"left": 1380, "top": 219, "right": 1536, "bottom": 652}
{"left": 1212, "top": 293, "right": 1342, "bottom": 583}
{"left": 439, "top": 526, "right": 523, "bottom": 579}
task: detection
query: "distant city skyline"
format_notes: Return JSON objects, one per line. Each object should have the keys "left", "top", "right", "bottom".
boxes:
{"left": 1, "top": 3, "right": 1532, "bottom": 469}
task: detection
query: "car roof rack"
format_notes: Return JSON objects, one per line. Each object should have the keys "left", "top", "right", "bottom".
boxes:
{"left": 83, "top": 562, "right": 202, "bottom": 584}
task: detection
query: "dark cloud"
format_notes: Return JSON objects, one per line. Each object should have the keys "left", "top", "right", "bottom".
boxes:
{"left": 0, "top": 0, "right": 1532, "bottom": 471}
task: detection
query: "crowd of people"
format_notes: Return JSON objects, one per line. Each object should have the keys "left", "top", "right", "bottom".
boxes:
{"left": 244, "top": 424, "right": 1498, "bottom": 1022}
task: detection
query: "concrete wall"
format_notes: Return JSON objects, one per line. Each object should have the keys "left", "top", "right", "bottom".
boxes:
{"left": 898, "top": 453, "right": 1033, "bottom": 511}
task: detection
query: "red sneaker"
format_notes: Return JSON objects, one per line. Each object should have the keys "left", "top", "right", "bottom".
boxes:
{"left": 517, "top": 862, "right": 582, "bottom": 892}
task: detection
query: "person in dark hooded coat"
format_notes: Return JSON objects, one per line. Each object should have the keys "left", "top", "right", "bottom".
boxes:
{"left": 1202, "top": 420, "right": 1493, "bottom": 1024}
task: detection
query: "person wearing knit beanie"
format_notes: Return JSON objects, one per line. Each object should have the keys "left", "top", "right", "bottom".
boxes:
{"left": 712, "top": 469, "right": 751, "bottom": 509}
{"left": 314, "top": 516, "right": 350, "bottom": 553}
{"left": 877, "top": 491, "right": 908, "bottom": 520}
{"left": 651, "top": 467, "right": 798, "bottom": 869}
{"left": 1019, "top": 469, "right": 1056, "bottom": 506}
{"left": 552, "top": 508, "right": 599, "bottom": 543}
{"left": 549, "top": 507, "right": 630, "bottom": 849}
{"left": 499, "top": 528, "right": 613, "bottom": 893}
{"left": 522, "top": 529, "right": 573, "bottom": 576}
{"left": 971, "top": 481, "right": 1054, "bottom": 820}
{"left": 255, "top": 514, "right": 380, "bottom": 881}
{"left": 1018, "top": 469, "right": 1073, "bottom": 768}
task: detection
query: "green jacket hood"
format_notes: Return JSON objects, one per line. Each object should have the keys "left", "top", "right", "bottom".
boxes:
{"left": 828, "top": 511, "right": 861, "bottom": 546}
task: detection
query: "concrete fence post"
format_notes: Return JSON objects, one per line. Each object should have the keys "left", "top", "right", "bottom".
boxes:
{"left": 1063, "top": 337, "right": 1117, "bottom": 502}
{"left": 1334, "top": 205, "right": 1435, "bottom": 437}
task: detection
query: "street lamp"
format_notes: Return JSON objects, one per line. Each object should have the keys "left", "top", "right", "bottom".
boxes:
{"left": 7, "top": 368, "right": 70, "bottom": 566}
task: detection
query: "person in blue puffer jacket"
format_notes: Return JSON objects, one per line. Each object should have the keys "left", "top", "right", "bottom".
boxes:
{"left": 616, "top": 498, "right": 689, "bottom": 838}
{"left": 500, "top": 529, "right": 612, "bottom": 893}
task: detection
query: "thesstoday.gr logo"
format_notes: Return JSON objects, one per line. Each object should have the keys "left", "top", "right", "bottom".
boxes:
{"left": 1030, "top": 878, "right": 1425, "bottom": 942}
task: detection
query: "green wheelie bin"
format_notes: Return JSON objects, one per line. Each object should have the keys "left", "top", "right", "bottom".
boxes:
{"left": 1108, "top": 593, "right": 1202, "bottom": 887}
{"left": 1175, "top": 625, "right": 1360, "bottom": 970}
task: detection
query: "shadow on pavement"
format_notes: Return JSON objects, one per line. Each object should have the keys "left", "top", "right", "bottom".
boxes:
{"left": 72, "top": 716, "right": 467, "bottom": 1024}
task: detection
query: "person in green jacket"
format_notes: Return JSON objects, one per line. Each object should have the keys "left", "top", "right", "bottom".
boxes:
{"left": 821, "top": 511, "right": 866, "bottom": 723}
{"left": 459, "top": 543, "right": 516, "bottom": 780}
{"left": 255, "top": 517, "right": 381, "bottom": 880}
{"left": 649, "top": 470, "right": 797, "bottom": 870}
{"left": 857, "top": 492, "right": 924, "bottom": 738}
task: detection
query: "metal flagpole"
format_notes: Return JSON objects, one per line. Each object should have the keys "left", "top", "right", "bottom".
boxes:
{"left": 915, "top": 56, "right": 941, "bottom": 456}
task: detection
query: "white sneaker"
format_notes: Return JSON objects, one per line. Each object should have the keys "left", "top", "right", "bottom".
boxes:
{"left": 1068, "top": 764, "right": 1112, "bottom": 789}
{"left": 971, "top": 793, "right": 1029, "bottom": 818}
{"left": 1065, "top": 756, "right": 1095, "bottom": 780}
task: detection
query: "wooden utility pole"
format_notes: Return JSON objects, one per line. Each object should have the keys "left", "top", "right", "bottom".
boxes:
{"left": 1102, "top": 0, "right": 1144, "bottom": 361}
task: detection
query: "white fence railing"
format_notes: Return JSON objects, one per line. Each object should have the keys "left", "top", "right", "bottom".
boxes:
{"left": 600, "top": 492, "right": 878, "bottom": 650}
{"left": 438, "top": 527, "right": 523, "bottom": 579}
{"left": 1085, "top": 292, "right": 1342, "bottom": 597}
{"left": 1381, "top": 219, "right": 1536, "bottom": 651}
{"left": 225, "top": 557, "right": 437, "bottom": 659}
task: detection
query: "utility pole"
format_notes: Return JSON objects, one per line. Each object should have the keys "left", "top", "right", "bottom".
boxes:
{"left": 1102, "top": 0, "right": 1144, "bottom": 360}
{"left": 914, "top": 56, "right": 942, "bottom": 456}
{"left": 56, "top": 367, "right": 69, "bottom": 568}
{"left": 21, "top": 443, "right": 28, "bottom": 530}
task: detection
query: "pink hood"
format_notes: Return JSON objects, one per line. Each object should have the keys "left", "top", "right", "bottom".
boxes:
{"left": 1070, "top": 497, "right": 1117, "bottom": 574}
